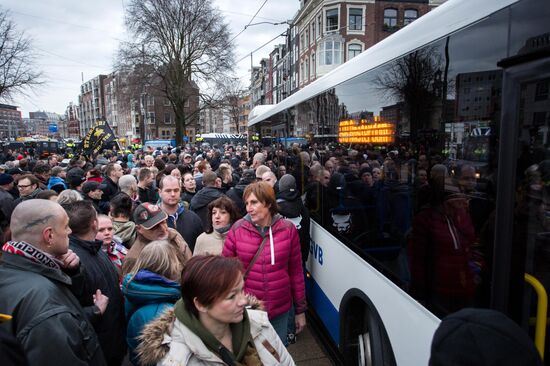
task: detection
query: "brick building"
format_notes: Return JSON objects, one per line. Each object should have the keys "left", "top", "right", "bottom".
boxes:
{"left": 0, "top": 104, "right": 23, "bottom": 140}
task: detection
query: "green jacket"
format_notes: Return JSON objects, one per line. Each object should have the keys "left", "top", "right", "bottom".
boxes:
{"left": 0, "top": 252, "right": 106, "bottom": 366}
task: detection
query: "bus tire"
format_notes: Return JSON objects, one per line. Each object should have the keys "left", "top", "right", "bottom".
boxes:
{"left": 340, "top": 289, "right": 396, "bottom": 366}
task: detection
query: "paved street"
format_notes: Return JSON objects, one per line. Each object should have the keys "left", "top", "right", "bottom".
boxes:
{"left": 288, "top": 322, "right": 335, "bottom": 365}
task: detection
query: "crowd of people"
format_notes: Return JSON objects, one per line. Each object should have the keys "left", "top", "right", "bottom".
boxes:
{"left": 0, "top": 141, "right": 543, "bottom": 365}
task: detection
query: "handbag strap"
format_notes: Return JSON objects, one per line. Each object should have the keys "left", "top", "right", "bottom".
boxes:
{"left": 244, "top": 235, "right": 269, "bottom": 280}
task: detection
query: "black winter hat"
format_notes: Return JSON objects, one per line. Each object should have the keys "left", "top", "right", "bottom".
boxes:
{"left": 429, "top": 308, "right": 542, "bottom": 366}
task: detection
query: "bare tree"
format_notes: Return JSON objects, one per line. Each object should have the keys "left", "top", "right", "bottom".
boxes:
{"left": 218, "top": 77, "right": 246, "bottom": 134}
{"left": 0, "top": 9, "right": 43, "bottom": 101}
{"left": 117, "top": 0, "right": 234, "bottom": 144}
{"left": 374, "top": 46, "right": 448, "bottom": 140}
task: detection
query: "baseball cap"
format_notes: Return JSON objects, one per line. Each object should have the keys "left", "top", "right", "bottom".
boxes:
{"left": 82, "top": 181, "right": 106, "bottom": 195}
{"left": 133, "top": 203, "right": 168, "bottom": 229}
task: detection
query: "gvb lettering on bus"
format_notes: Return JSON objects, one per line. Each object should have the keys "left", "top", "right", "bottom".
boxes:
{"left": 310, "top": 239, "right": 323, "bottom": 265}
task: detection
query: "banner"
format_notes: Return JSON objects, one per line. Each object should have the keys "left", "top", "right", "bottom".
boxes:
{"left": 82, "top": 121, "right": 117, "bottom": 156}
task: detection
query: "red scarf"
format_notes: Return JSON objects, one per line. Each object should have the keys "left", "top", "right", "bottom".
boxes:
{"left": 2, "top": 241, "right": 63, "bottom": 271}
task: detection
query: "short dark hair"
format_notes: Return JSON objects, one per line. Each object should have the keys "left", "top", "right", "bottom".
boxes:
{"left": 205, "top": 196, "right": 240, "bottom": 234}
{"left": 17, "top": 174, "right": 39, "bottom": 187}
{"left": 180, "top": 255, "right": 243, "bottom": 318}
{"left": 36, "top": 190, "right": 58, "bottom": 200}
{"left": 105, "top": 163, "right": 119, "bottom": 178}
{"left": 202, "top": 170, "right": 217, "bottom": 187}
{"left": 109, "top": 193, "right": 133, "bottom": 219}
{"left": 32, "top": 164, "right": 51, "bottom": 175}
{"left": 243, "top": 181, "right": 277, "bottom": 216}
{"left": 63, "top": 200, "right": 97, "bottom": 236}
{"left": 138, "top": 167, "right": 151, "bottom": 182}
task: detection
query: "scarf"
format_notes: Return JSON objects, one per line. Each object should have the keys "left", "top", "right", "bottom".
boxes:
{"left": 2, "top": 241, "right": 63, "bottom": 270}
{"left": 215, "top": 224, "right": 232, "bottom": 235}
{"left": 174, "top": 299, "right": 260, "bottom": 365}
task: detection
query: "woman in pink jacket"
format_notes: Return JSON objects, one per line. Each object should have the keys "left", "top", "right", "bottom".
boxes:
{"left": 223, "top": 181, "right": 307, "bottom": 345}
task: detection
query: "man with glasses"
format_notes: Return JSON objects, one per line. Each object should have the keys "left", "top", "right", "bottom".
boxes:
{"left": 14, "top": 174, "right": 42, "bottom": 204}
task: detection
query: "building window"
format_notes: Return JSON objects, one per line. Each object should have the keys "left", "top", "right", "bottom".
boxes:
{"left": 325, "top": 9, "right": 338, "bottom": 32}
{"left": 535, "top": 80, "right": 549, "bottom": 101}
{"left": 404, "top": 9, "right": 418, "bottom": 25}
{"left": 311, "top": 53, "right": 316, "bottom": 77}
{"left": 300, "top": 33, "right": 305, "bottom": 51}
{"left": 305, "top": 58, "right": 309, "bottom": 80}
{"left": 164, "top": 113, "right": 172, "bottom": 124}
{"left": 147, "top": 112, "right": 155, "bottom": 124}
{"left": 348, "top": 43, "right": 362, "bottom": 60}
{"left": 320, "top": 40, "right": 341, "bottom": 66}
{"left": 311, "top": 22, "right": 315, "bottom": 42}
{"left": 383, "top": 8, "right": 398, "bottom": 29}
{"left": 317, "top": 15, "right": 322, "bottom": 37}
{"left": 305, "top": 29, "right": 309, "bottom": 48}
{"left": 348, "top": 8, "right": 363, "bottom": 31}
{"left": 164, "top": 98, "right": 171, "bottom": 106}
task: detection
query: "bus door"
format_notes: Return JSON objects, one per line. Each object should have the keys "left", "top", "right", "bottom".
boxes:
{"left": 493, "top": 40, "right": 550, "bottom": 358}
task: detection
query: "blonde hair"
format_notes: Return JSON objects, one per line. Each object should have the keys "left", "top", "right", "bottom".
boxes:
{"left": 128, "top": 240, "right": 185, "bottom": 282}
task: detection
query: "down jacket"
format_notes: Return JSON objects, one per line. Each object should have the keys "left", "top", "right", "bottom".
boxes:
{"left": 137, "top": 308, "right": 295, "bottom": 366}
{"left": 222, "top": 215, "right": 307, "bottom": 319}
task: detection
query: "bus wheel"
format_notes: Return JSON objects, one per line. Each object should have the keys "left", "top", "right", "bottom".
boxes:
{"left": 340, "top": 290, "right": 396, "bottom": 366}
{"left": 358, "top": 331, "right": 373, "bottom": 366}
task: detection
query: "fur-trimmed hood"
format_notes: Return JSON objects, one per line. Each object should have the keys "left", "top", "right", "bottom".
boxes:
{"left": 137, "top": 295, "right": 265, "bottom": 365}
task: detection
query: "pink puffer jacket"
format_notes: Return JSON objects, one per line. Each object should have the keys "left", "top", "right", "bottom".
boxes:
{"left": 223, "top": 215, "right": 307, "bottom": 319}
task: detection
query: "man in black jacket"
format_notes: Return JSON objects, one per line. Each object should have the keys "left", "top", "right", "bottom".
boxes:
{"left": 64, "top": 200, "right": 127, "bottom": 366}
{"left": 0, "top": 200, "right": 107, "bottom": 365}
{"left": 159, "top": 175, "right": 203, "bottom": 251}
{"left": 100, "top": 163, "right": 122, "bottom": 205}
{"left": 189, "top": 170, "right": 225, "bottom": 229}
{"left": 226, "top": 169, "right": 256, "bottom": 217}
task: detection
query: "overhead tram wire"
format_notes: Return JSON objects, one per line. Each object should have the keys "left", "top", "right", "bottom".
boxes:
{"left": 228, "top": 0, "right": 270, "bottom": 44}
{"left": 236, "top": 30, "right": 287, "bottom": 64}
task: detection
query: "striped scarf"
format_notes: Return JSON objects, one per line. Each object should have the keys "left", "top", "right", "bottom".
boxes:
{"left": 2, "top": 241, "right": 63, "bottom": 270}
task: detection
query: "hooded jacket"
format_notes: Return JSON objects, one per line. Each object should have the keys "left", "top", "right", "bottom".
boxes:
{"left": 226, "top": 178, "right": 254, "bottom": 217}
{"left": 47, "top": 176, "right": 67, "bottom": 192}
{"left": 189, "top": 187, "right": 224, "bottom": 229}
{"left": 69, "top": 235, "right": 127, "bottom": 365}
{"left": 112, "top": 220, "right": 137, "bottom": 248}
{"left": 222, "top": 215, "right": 306, "bottom": 319}
{"left": 0, "top": 251, "right": 106, "bottom": 366}
{"left": 276, "top": 188, "right": 311, "bottom": 263}
{"left": 122, "top": 270, "right": 181, "bottom": 366}
{"left": 137, "top": 308, "right": 295, "bottom": 366}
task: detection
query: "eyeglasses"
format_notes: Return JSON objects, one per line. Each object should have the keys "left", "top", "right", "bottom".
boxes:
{"left": 17, "top": 184, "right": 32, "bottom": 189}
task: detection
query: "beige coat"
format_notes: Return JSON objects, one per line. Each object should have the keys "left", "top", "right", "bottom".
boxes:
{"left": 122, "top": 228, "right": 190, "bottom": 275}
{"left": 138, "top": 308, "right": 295, "bottom": 366}
{"left": 193, "top": 231, "right": 227, "bottom": 256}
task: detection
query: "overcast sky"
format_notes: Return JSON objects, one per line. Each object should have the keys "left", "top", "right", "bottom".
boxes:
{"left": 1, "top": 0, "right": 299, "bottom": 118}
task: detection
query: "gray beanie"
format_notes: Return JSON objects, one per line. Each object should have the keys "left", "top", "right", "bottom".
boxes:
{"left": 278, "top": 174, "right": 296, "bottom": 192}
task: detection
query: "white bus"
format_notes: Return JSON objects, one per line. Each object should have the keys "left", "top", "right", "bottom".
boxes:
{"left": 249, "top": 0, "right": 550, "bottom": 364}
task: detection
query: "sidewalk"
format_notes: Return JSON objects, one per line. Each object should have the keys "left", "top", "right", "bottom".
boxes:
{"left": 287, "top": 324, "right": 334, "bottom": 365}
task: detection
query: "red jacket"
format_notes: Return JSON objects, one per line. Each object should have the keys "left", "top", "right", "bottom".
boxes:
{"left": 408, "top": 204, "right": 477, "bottom": 306}
{"left": 223, "top": 215, "right": 307, "bottom": 319}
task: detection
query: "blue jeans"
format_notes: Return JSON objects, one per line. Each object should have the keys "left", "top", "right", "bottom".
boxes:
{"left": 270, "top": 310, "right": 291, "bottom": 346}
{"left": 287, "top": 304, "right": 296, "bottom": 334}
